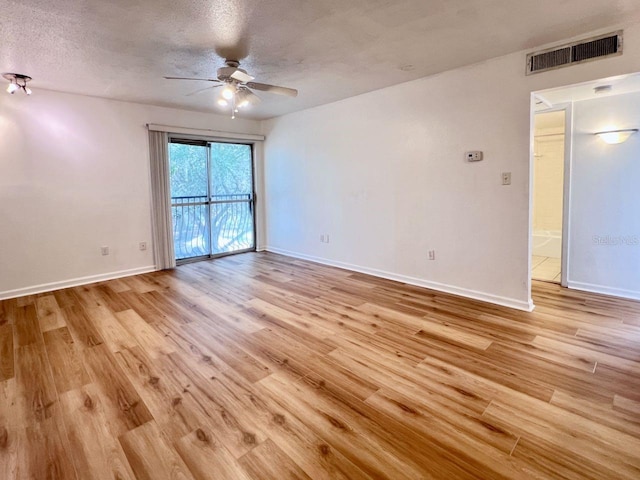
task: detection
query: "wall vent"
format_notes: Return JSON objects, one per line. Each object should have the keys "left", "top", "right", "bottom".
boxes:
{"left": 526, "top": 31, "right": 622, "bottom": 75}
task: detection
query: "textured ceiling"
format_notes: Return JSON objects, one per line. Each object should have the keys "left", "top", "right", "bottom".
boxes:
{"left": 3, "top": 0, "right": 640, "bottom": 119}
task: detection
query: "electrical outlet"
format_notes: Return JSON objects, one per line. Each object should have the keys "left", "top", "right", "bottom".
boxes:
{"left": 428, "top": 250, "right": 435, "bottom": 260}
{"left": 502, "top": 172, "right": 512, "bottom": 185}
{"left": 320, "top": 234, "right": 325, "bottom": 243}
{"left": 325, "top": 234, "right": 330, "bottom": 244}
{"left": 101, "top": 246, "right": 109, "bottom": 256}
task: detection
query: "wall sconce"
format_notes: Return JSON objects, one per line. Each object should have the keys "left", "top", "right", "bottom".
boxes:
{"left": 594, "top": 129, "right": 638, "bottom": 145}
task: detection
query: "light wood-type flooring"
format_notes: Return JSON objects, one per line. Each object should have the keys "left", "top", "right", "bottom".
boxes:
{"left": 1, "top": 252, "right": 640, "bottom": 479}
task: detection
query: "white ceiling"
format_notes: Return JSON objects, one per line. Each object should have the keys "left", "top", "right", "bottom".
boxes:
{"left": 536, "top": 72, "right": 640, "bottom": 108}
{"left": 4, "top": 0, "right": 640, "bottom": 120}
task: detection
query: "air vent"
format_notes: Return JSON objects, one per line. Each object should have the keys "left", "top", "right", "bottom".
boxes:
{"left": 526, "top": 31, "right": 622, "bottom": 75}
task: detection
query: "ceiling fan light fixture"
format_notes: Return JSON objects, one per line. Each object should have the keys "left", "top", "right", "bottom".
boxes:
{"left": 164, "top": 58, "right": 296, "bottom": 119}
{"left": 236, "top": 89, "right": 251, "bottom": 108}
{"left": 221, "top": 85, "right": 235, "bottom": 100}
{"left": 6, "top": 83, "right": 18, "bottom": 94}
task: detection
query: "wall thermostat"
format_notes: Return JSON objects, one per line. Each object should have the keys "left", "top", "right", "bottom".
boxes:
{"left": 466, "top": 151, "right": 483, "bottom": 162}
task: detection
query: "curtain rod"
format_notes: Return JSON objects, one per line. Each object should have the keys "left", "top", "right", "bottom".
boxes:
{"left": 147, "top": 124, "right": 265, "bottom": 141}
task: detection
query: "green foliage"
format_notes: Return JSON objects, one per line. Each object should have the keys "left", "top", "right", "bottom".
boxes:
{"left": 169, "top": 143, "right": 207, "bottom": 197}
{"left": 169, "top": 142, "right": 252, "bottom": 198}
{"left": 169, "top": 141, "right": 255, "bottom": 259}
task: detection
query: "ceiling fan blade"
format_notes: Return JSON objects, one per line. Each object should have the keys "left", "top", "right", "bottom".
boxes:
{"left": 246, "top": 82, "right": 298, "bottom": 97}
{"left": 164, "top": 76, "right": 221, "bottom": 82}
{"left": 230, "top": 70, "right": 255, "bottom": 83}
{"left": 185, "top": 85, "right": 222, "bottom": 96}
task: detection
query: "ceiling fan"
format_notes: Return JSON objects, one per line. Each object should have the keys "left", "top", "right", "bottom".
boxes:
{"left": 165, "top": 60, "right": 298, "bottom": 118}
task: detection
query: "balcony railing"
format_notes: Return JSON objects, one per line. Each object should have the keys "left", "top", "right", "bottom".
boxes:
{"left": 171, "top": 194, "right": 254, "bottom": 260}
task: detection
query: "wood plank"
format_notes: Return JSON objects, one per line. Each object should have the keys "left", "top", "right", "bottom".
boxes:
{"left": 53, "top": 288, "right": 78, "bottom": 309}
{"left": 43, "top": 327, "right": 91, "bottom": 393}
{"left": 239, "top": 438, "right": 312, "bottom": 480}
{"left": 114, "top": 346, "right": 205, "bottom": 441}
{"left": 0, "top": 324, "right": 14, "bottom": 381}
{"left": 60, "top": 383, "right": 136, "bottom": 480}
{"left": 160, "top": 352, "right": 269, "bottom": 458}
{"left": 35, "top": 295, "right": 66, "bottom": 332}
{"left": 614, "top": 394, "right": 640, "bottom": 416}
{"left": 13, "top": 304, "right": 41, "bottom": 347}
{"left": 15, "top": 342, "right": 57, "bottom": 423}
{"left": 259, "top": 372, "right": 475, "bottom": 480}
{"left": 115, "top": 309, "right": 176, "bottom": 358}
{"left": 16, "top": 415, "right": 78, "bottom": 479}
{"left": 119, "top": 421, "right": 195, "bottom": 480}
{"left": 0, "top": 378, "right": 19, "bottom": 479}
{"left": 550, "top": 390, "right": 640, "bottom": 438}
{"left": 211, "top": 369, "right": 374, "bottom": 480}
{"left": 83, "top": 344, "right": 153, "bottom": 434}
{"left": 483, "top": 399, "right": 640, "bottom": 479}
{"left": 62, "top": 304, "right": 105, "bottom": 349}
{"left": 175, "top": 427, "right": 253, "bottom": 480}
{"left": 0, "top": 299, "right": 17, "bottom": 326}
{"left": 88, "top": 305, "right": 138, "bottom": 353}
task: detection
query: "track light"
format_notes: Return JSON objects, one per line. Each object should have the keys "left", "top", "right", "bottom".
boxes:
{"left": 3, "top": 73, "right": 33, "bottom": 95}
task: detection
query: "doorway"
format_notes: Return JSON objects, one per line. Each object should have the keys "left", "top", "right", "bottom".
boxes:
{"left": 531, "top": 110, "right": 566, "bottom": 283}
{"left": 169, "top": 139, "right": 255, "bottom": 263}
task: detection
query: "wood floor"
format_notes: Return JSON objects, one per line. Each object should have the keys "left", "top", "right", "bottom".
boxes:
{"left": 1, "top": 252, "right": 640, "bottom": 479}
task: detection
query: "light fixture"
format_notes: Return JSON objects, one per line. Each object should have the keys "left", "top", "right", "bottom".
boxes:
{"left": 594, "top": 85, "right": 612, "bottom": 95}
{"left": 3, "top": 73, "right": 32, "bottom": 95}
{"left": 236, "top": 89, "right": 250, "bottom": 108}
{"left": 221, "top": 85, "right": 235, "bottom": 100}
{"left": 595, "top": 129, "right": 638, "bottom": 145}
{"left": 216, "top": 83, "right": 258, "bottom": 119}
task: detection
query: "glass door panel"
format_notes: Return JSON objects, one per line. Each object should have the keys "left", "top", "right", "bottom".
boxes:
{"left": 168, "top": 142, "right": 211, "bottom": 260}
{"left": 209, "top": 143, "right": 255, "bottom": 255}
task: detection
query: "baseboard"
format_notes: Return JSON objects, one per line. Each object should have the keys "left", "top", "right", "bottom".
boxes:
{"left": 265, "top": 246, "right": 534, "bottom": 312}
{"left": 0, "top": 265, "right": 157, "bottom": 300}
{"left": 568, "top": 281, "right": 640, "bottom": 301}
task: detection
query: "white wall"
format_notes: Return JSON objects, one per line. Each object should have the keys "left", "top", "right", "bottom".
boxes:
{"left": 533, "top": 127, "right": 565, "bottom": 233}
{"left": 568, "top": 92, "right": 640, "bottom": 299}
{"left": 263, "top": 22, "right": 640, "bottom": 310}
{"left": 0, "top": 90, "right": 261, "bottom": 298}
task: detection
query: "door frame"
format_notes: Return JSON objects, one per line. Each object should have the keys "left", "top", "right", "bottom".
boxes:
{"left": 529, "top": 101, "right": 573, "bottom": 288}
{"left": 208, "top": 140, "right": 257, "bottom": 259}
{"left": 168, "top": 135, "right": 258, "bottom": 265}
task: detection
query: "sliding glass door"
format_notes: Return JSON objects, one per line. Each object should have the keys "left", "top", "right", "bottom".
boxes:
{"left": 169, "top": 140, "right": 255, "bottom": 262}
{"left": 209, "top": 143, "right": 254, "bottom": 255}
